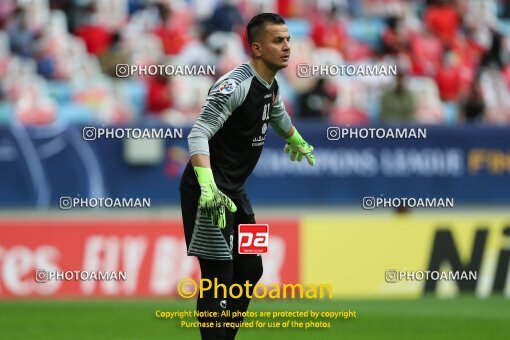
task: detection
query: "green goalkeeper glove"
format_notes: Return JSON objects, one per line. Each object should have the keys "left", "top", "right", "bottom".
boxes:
{"left": 194, "top": 167, "right": 237, "bottom": 229}
{"left": 284, "top": 129, "right": 316, "bottom": 166}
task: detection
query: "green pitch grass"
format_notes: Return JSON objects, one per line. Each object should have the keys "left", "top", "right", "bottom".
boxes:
{"left": 0, "top": 296, "right": 508, "bottom": 339}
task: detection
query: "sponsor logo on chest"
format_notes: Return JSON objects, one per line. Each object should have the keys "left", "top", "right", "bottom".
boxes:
{"left": 252, "top": 94, "right": 273, "bottom": 147}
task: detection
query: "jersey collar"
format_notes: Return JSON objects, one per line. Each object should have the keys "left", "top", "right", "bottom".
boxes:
{"left": 247, "top": 62, "right": 275, "bottom": 89}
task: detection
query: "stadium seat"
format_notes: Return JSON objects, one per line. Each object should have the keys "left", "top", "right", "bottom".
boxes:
{"left": 171, "top": 75, "right": 213, "bottom": 119}
{"left": 331, "top": 79, "right": 369, "bottom": 124}
{"left": 442, "top": 101, "right": 459, "bottom": 125}
{"left": 0, "top": 31, "right": 9, "bottom": 59}
{"left": 499, "top": 20, "right": 510, "bottom": 36}
{"left": 312, "top": 47, "right": 344, "bottom": 66}
{"left": 95, "top": 0, "right": 129, "bottom": 31}
{"left": 126, "top": 33, "right": 165, "bottom": 65}
{"left": 47, "top": 81, "right": 74, "bottom": 105}
{"left": 56, "top": 102, "right": 95, "bottom": 124}
{"left": 480, "top": 69, "right": 510, "bottom": 122}
{"left": 116, "top": 80, "right": 147, "bottom": 120}
{"left": 331, "top": 107, "right": 369, "bottom": 125}
{"left": 347, "top": 18, "right": 386, "bottom": 49}
{"left": 284, "top": 19, "right": 310, "bottom": 39}
{"left": 407, "top": 77, "right": 444, "bottom": 123}
{"left": 47, "top": 10, "right": 68, "bottom": 38}
{"left": 0, "top": 102, "right": 13, "bottom": 124}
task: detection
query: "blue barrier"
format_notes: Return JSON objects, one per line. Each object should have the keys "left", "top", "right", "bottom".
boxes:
{"left": 0, "top": 123, "right": 509, "bottom": 206}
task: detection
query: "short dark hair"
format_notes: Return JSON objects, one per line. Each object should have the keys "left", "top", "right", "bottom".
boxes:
{"left": 245, "top": 13, "right": 286, "bottom": 45}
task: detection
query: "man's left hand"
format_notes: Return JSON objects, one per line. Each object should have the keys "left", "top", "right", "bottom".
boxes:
{"left": 284, "top": 139, "right": 315, "bottom": 166}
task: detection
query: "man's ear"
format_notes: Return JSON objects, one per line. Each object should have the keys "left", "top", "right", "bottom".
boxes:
{"left": 251, "top": 42, "right": 262, "bottom": 57}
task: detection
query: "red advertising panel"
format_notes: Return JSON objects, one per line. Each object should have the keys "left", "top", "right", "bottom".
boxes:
{"left": 0, "top": 218, "right": 299, "bottom": 298}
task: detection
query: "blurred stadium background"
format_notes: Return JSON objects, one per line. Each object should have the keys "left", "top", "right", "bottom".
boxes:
{"left": 1, "top": 0, "right": 510, "bottom": 339}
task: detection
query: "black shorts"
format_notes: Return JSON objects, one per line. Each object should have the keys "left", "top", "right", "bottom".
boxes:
{"left": 180, "top": 188, "right": 256, "bottom": 260}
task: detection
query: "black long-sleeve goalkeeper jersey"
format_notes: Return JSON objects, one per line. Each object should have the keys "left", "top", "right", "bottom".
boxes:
{"left": 179, "top": 62, "right": 292, "bottom": 197}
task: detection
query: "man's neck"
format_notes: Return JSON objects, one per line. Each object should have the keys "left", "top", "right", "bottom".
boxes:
{"left": 250, "top": 59, "right": 277, "bottom": 85}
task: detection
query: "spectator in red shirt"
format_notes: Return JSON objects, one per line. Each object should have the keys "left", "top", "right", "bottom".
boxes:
{"left": 74, "top": 4, "right": 111, "bottom": 56}
{"left": 435, "top": 46, "right": 462, "bottom": 101}
{"left": 152, "top": 3, "right": 190, "bottom": 55}
{"left": 278, "top": 0, "right": 303, "bottom": 17}
{"left": 146, "top": 74, "right": 173, "bottom": 115}
{"left": 310, "top": 6, "right": 348, "bottom": 53}
{"left": 424, "top": 0, "right": 460, "bottom": 45}
{"left": 409, "top": 31, "right": 443, "bottom": 76}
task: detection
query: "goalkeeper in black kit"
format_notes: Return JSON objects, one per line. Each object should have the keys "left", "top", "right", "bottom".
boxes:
{"left": 179, "top": 13, "right": 316, "bottom": 340}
